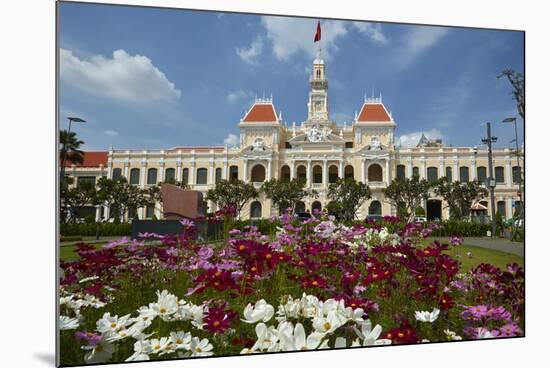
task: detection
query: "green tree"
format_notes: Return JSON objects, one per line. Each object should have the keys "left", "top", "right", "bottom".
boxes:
{"left": 60, "top": 130, "right": 85, "bottom": 166}
{"left": 206, "top": 179, "right": 258, "bottom": 218}
{"left": 61, "top": 181, "right": 97, "bottom": 223}
{"left": 261, "top": 178, "right": 317, "bottom": 214}
{"left": 497, "top": 69, "right": 524, "bottom": 120}
{"left": 433, "top": 177, "right": 488, "bottom": 220}
{"left": 327, "top": 178, "right": 371, "bottom": 222}
{"left": 95, "top": 177, "right": 150, "bottom": 223}
{"left": 383, "top": 176, "right": 432, "bottom": 223}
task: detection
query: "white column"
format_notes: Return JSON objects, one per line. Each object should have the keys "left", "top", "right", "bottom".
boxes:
{"left": 189, "top": 161, "right": 196, "bottom": 185}
{"left": 339, "top": 160, "right": 344, "bottom": 178}
{"left": 385, "top": 159, "right": 390, "bottom": 184}
{"left": 453, "top": 159, "right": 459, "bottom": 181}
{"left": 471, "top": 158, "right": 477, "bottom": 181}
{"left": 306, "top": 160, "right": 312, "bottom": 187}
{"left": 407, "top": 159, "right": 413, "bottom": 178}
{"left": 95, "top": 206, "right": 101, "bottom": 222}
{"left": 139, "top": 163, "right": 146, "bottom": 188}
{"left": 420, "top": 158, "right": 426, "bottom": 179}
{"left": 243, "top": 160, "right": 248, "bottom": 182}
{"left": 322, "top": 160, "right": 328, "bottom": 186}
{"left": 176, "top": 161, "right": 182, "bottom": 181}
{"left": 222, "top": 160, "right": 228, "bottom": 180}
{"left": 439, "top": 159, "right": 445, "bottom": 178}
{"left": 267, "top": 159, "right": 272, "bottom": 181}
{"left": 123, "top": 162, "right": 129, "bottom": 178}
{"left": 505, "top": 159, "right": 512, "bottom": 187}
{"left": 290, "top": 160, "right": 295, "bottom": 180}
{"left": 158, "top": 164, "right": 164, "bottom": 183}
{"left": 208, "top": 161, "right": 215, "bottom": 185}
{"left": 361, "top": 159, "right": 365, "bottom": 183}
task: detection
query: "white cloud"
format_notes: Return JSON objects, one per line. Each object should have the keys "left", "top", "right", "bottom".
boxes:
{"left": 236, "top": 36, "right": 263, "bottom": 64}
{"left": 397, "top": 129, "right": 444, "bottom": 148}
{"left": 60, "top": 48, "right": 181, "bottom": 104}
{"left": 392, "top": 26, "right": 449, "bottom": 69}
{"left": 104, "top": 129, "right": 118, "bottom": 136}
{"left": 223, "top": 133, "right": 239, "bottom": 148}
{"left": 261, "top": 17, "right": 348, "bottom": 61}
{"left": 352, "top": 22, "right": 388, "bottom": 45}
{"left": 226, "top": 90, "right": 253, "bottom": 104}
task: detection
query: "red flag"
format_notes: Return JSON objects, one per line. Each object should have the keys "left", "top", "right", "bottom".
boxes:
{"left": 314, "top": 20, "right": 321, "bottom": 42}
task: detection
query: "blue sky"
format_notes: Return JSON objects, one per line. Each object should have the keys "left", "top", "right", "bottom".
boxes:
{"left": 58, "top": 2, "right": 524, "bottom": 151}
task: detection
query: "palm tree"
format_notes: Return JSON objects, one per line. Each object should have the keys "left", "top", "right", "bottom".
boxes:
{"left": 60, "top": 129, "right": 85, "bottom": 166}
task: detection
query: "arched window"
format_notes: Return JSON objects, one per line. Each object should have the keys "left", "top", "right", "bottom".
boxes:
{"left": 459, "top": 166, "right": 469, "bottom": 183}
{"left": 229, "top": 165, "right": 239, "bottom": 181}
{"left": 368, "top": 200, "right": 382, "bottom": 216}
{"left": 495, "top": 166, "right": 505, "bottom": 183}
{"left": 313, "top": 165, "right": 323, "bottom": 184}
{"left": 196, "top": 168, "right": 207, "bottom": 185}
{"left": 367, "top": 164, "right": 383, "bottom": 182}
{"left": 182, "top": 168, "right": 189, "bottom": 184}
{"left": 295, "top": 201, "right": 305, "bottom": 213}
{"left": 344, "top": 165, "right": 354, "bottom": 179}
{"left": 250, "top": 201, "right": 262, "bottom": 218}
{"left": 477, "top": 167, "right": 487, "bottom": 184}
{"left": 512, "top": 166, "right": 521, "bottom": 184}
{"left": 130, "top": 168, "right": 140, "bottom": 185}
{"left": 328, "top": 165, "right": 338, "bottom": 183}
{"left": 164, "top": 168, "right": 175, "bottom": 182}
{"left": 316, "top": 69, "right": 321, "bottom": 79}
{"left": 280, "top": 165, "right": 291, "bottom": 181}
{"left": 251, "top": 164, "right": 266, "bottom": 182}
{"left": 312, "top": 201, "right": 322, "bottom": 213}
{"left": 297, "top": 165, "right": 307, "bottom": 181}
{"left": 445, "top": 167, "right": 453, "bottom": 181}
{"left": 215, "top": 168, "right": 222, "bottom": 183}
{"left": 412, "top": 166, "right": 419, "bottom": 178}
{"left": 147, "top": 168, "right": 157, "bottom": 185}
{"left": 396, "top": 165, "right": 406, "bottom": 180}
{"left": 427, "top": 167, "right": 438, "bottom": 182}
{"left": 497, "top": 201, "right": 506, "bottom": 217}
{"left": 112, "top": 168, "right": 122, "bottom": 180}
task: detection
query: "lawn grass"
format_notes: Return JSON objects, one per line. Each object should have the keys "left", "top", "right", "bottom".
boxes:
{"left": 59, "top": 242, "right": 106, "bottom": 261}
{"left": 442, "top": 244, "right": 524, "bottom": 272}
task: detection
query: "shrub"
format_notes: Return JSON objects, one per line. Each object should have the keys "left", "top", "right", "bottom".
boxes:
{"left": 60, "top": 235, "right": 83, "bottom": 242}
{"left": 430, "top": 219, "right": 490, "bottom": 237}
{"left": 60, "top": 222, "right": 132, "bottom": 237}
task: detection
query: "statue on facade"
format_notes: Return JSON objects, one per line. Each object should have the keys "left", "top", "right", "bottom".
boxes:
{"left": 370, "top": 136, "right": 382, "bottom": 150}
{"left": 252, "top": 137, "right": 266, "bottom": 151}
{"left": 306, "top": 124, "right": 332, "bottom": 142}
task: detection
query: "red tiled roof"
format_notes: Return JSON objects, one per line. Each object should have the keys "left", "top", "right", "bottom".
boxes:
{"left": 65, "top": 151, "right": 108, "bottom": 167}
{"left": 243, "top": 103, "right": 278, "bottom": 122}
{"left": 357, "top": 103, "right": 391, "bottom": 122}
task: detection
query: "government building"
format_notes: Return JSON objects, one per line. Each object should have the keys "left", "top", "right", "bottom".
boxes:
{"left": 64, "top": 52, "right": 523, "bottom": 222}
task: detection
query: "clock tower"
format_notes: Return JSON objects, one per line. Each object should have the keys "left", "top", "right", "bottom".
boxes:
{"left": 307, "top": 48, "right": 330, "bottom": 122}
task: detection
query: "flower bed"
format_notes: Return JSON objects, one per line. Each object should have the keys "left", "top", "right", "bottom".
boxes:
{"left": 59, "top": 214, "right": 524, "bottom": 365}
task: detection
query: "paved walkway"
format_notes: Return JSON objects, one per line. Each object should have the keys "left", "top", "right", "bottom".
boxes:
{"left": 431, "top": 237, "right": 524, "bottom": 257}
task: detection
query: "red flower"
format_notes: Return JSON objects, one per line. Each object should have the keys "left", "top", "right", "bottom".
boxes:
{"left": 301, "top": 275, "right": 328, "bottom": 288}
{"left": 439, "top": 294, "right": 454, "bottom": 310}
{"left": 384, "top": 320, "right": 419, "bottom": 344}
{"left": 203, "top": 303, "right": 237, "bottom": 333}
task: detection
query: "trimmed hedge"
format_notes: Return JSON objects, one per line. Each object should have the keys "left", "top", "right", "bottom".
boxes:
{"left": 430, "top": 220, "right": 491, "bottom": 237}
{"left": 60, "top": 223, "right": 132, "bottom": 237}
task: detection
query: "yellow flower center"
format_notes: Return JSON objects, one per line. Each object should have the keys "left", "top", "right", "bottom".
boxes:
{"left": 397, "top": 332, "right": 405, "bottom": 338}
{"left": 196, "top": 347, "right": 202, "bottom": 352}
{"left": 266, "top": 254, "right": 272, "bottom": 259}
{"left": 213, "top": 321, "right": 221, "bottom": 327}
{"left": 160, "top": 307, "right": 167, "bottom": 313}
{"left": 154, "top": 345, "right": 161, "bottom": 350}
{"left": 324, "top": 322, "right": 331, "bottom": 331}
{"left": 311, "top": 280, "right": 318, "bottom": 286}
{"left": 176, "top": 339, "right": 183, "bottom": 344}
{"left": 110, "top": 322, "right": 116, "bottom": 328}
{"left": 239, "top": 245, "right": 246, "bottom": 251}
{"left": 300, "top": 346, "right": 308, "bottom": 350}
{"left": 215, "top": 271, "right": 222, "bottom": 277}
{"left": 251, "top": 267, "right": 257, "bottom": 272}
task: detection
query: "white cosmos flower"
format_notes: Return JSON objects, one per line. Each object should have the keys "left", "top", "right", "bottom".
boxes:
{"left": 188, "top": 304, "right": 206, "bottom": 329}
{"left": 83, "top": 294, "right": 106, "bottom": 308}
{"left": 189, "top": 337, "right": 213, "bottom": 357}
{"left": 170, "top": 331, "right": 192, "bottom": 350}
{"left": 312, "top": 310, "right": 347, "bottom": 334}
{"left": 242, "top": 299, "right": 275, "bottom": 324}
{"left": 96, "top": 312, "right": 132, "bottom": 337}
{"left": 334, "top": 337, "right": 362, "bottom": 348}
{"left": 476, "top": 328, "right": 494, "bottom": 339}
{"left": 150, "top": 290, "right": 179, "bottom": 321}
{"left": 276, "top": 296, "right": 301, "bottom": 322}
{"left": 354, "top": 320, "right": 392, "bottom": 346}
{"left": 59, "top": 315, "right": 80, "bottom": 330}
{"left": 125, "top": 340, "right": 152, "bottom": 361}
{"left": 280, "top": 323, "right": 326, "bottom": 351}
{"left": 414, "top": 308, "right": 440, "bottom": 323}
{"left": 150, "top": 337, "right": 173, "bottom": 356}
{"left": 83, "top": 339, "right": 114, "bottom": 364}
{"left": 252, "top": 323, "right": 281, "bottom": 352}
{"left": 443, "top": 329, "right": 463, "bottom": 341}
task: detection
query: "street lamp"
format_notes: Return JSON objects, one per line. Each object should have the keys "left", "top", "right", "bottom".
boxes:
{"left": 481, "top": 122, "right": 497, "bottom": 237}
{"left": 60, "top": 116, "right": 86, "bottom": 182}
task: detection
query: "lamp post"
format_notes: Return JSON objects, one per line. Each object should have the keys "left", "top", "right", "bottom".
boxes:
{"left": 481, "top": 122, "right": 497, "bottom": 237}
{"left": 60, "top": 116, "right": 86, "bottom": 182}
